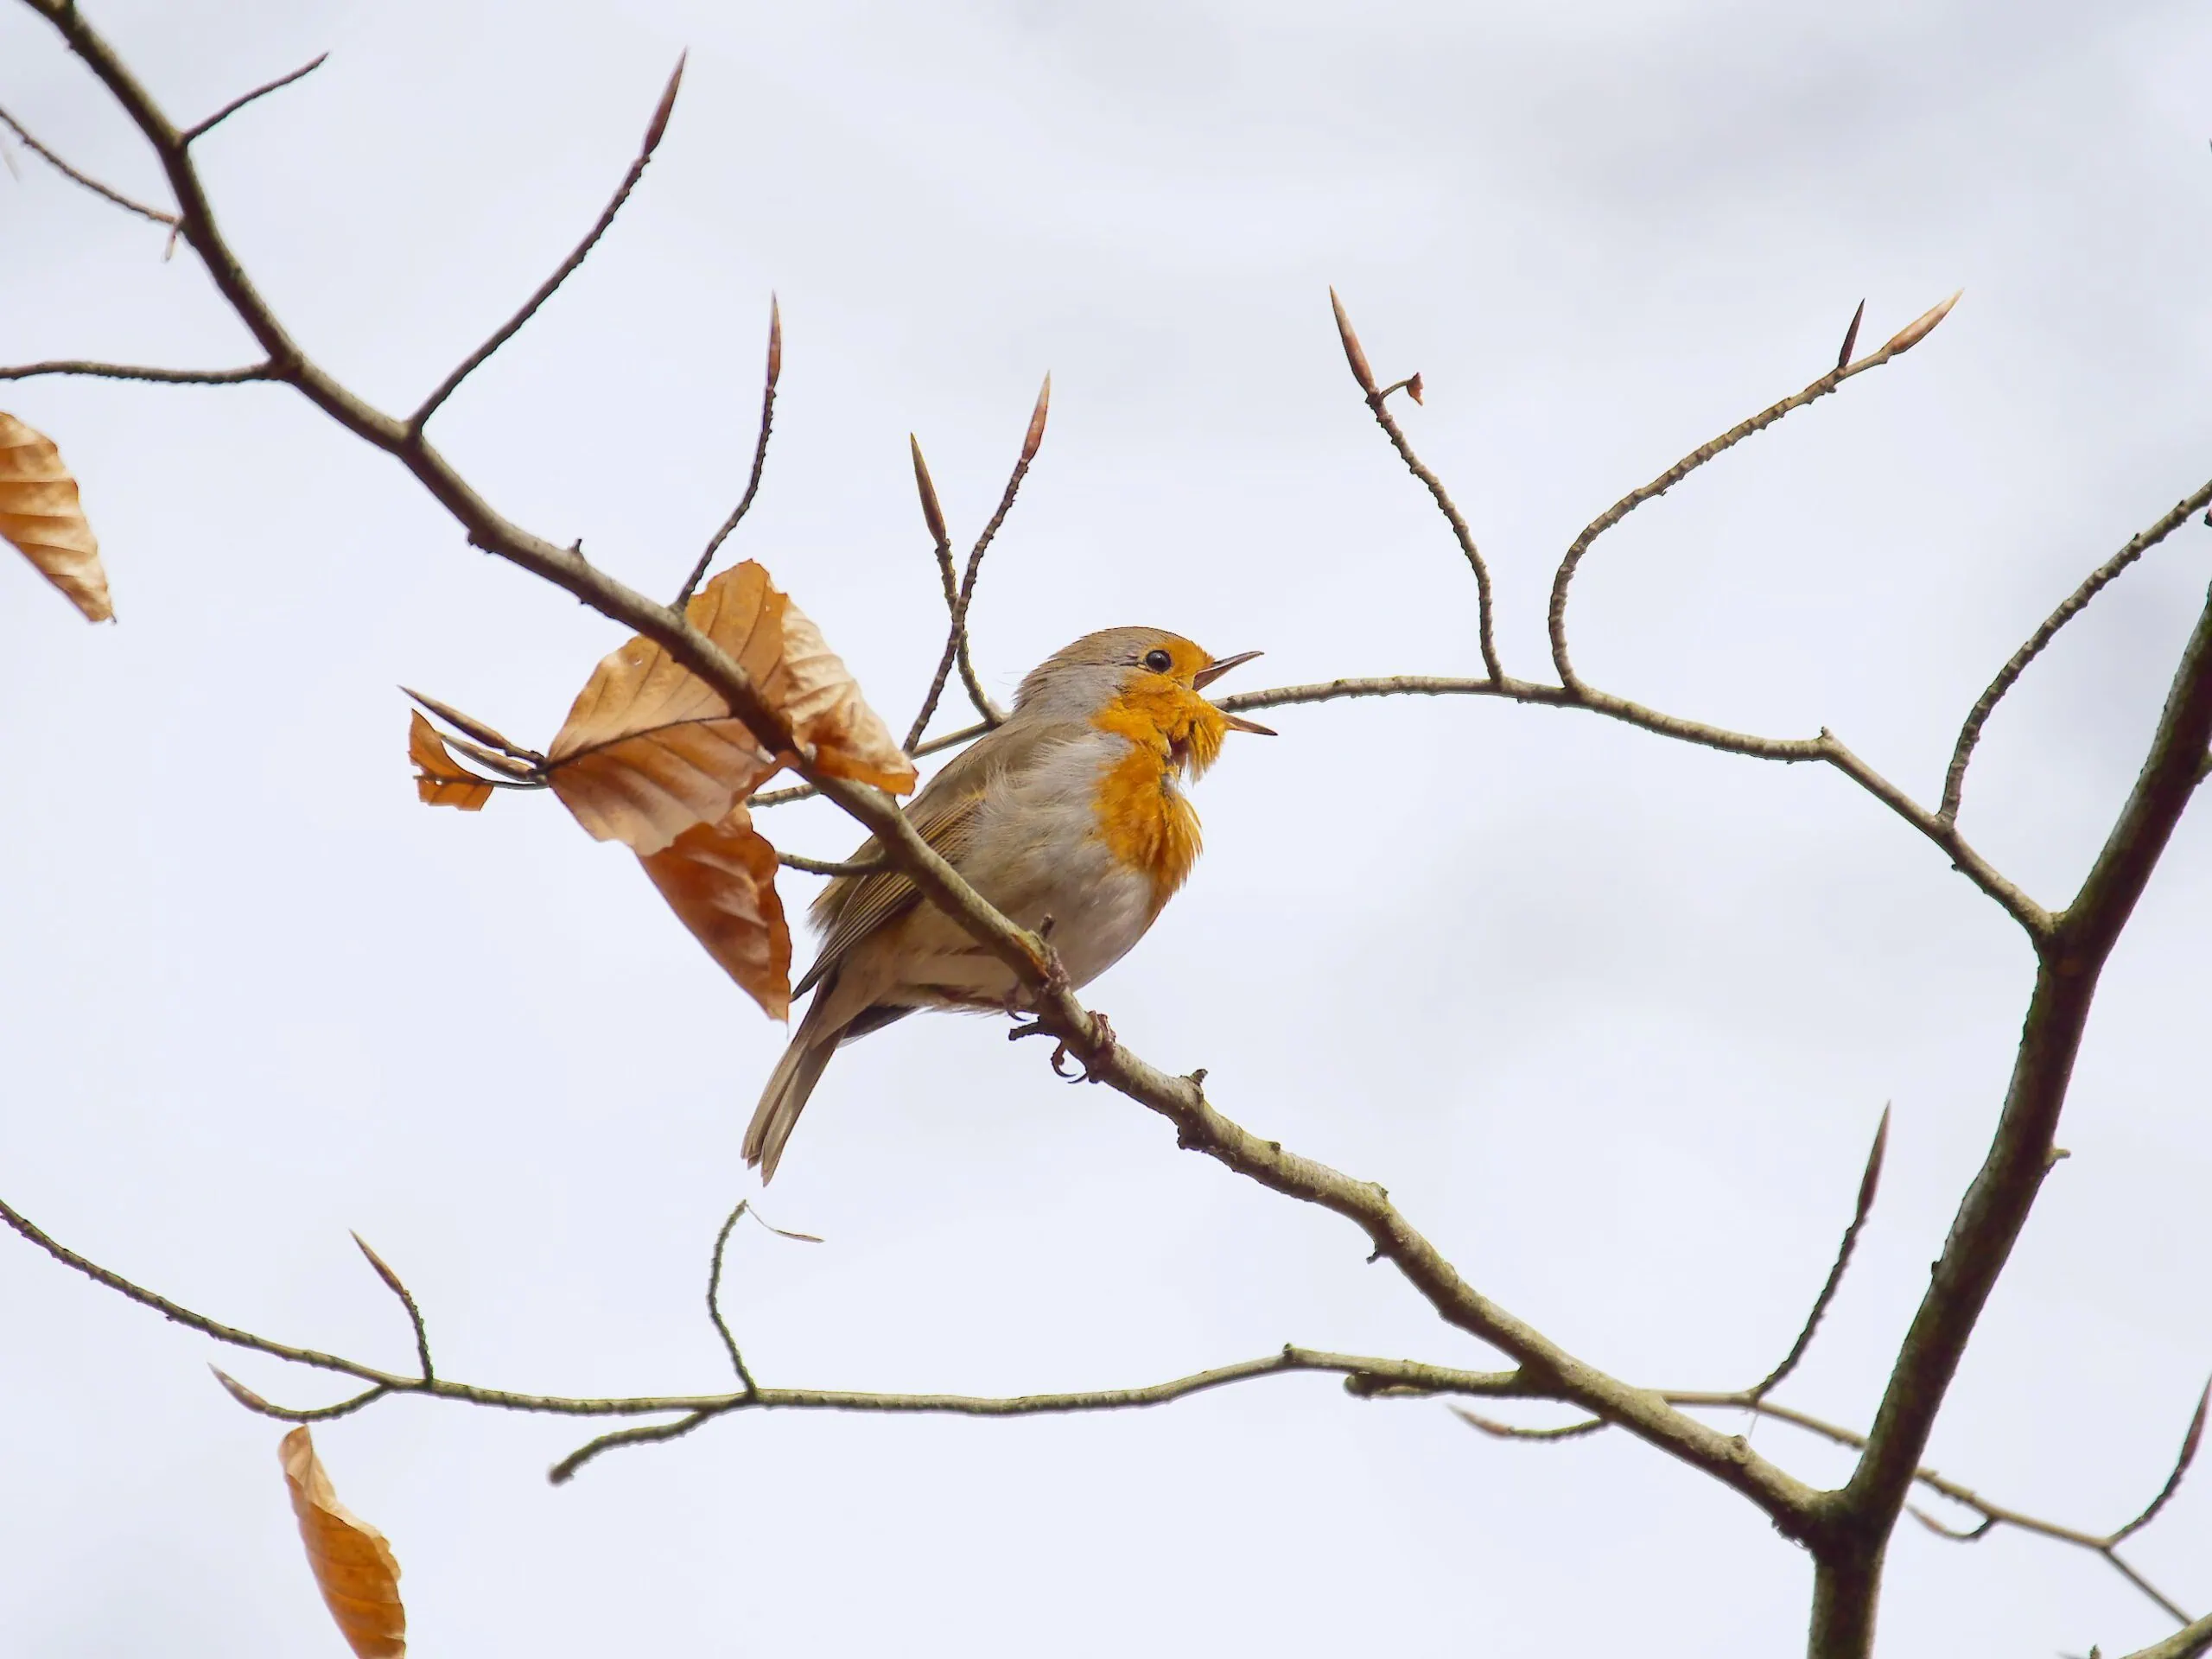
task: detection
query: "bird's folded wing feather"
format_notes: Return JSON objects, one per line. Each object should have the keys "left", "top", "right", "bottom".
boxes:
{"left": 793, "top": 717, "right": 1090, "bottom": 999}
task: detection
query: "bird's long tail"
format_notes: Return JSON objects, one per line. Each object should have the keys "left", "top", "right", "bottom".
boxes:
{"left": 744, "top": 1001, "right": 842, "bottom": 1184}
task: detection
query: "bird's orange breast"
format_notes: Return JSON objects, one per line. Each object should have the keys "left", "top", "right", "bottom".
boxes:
{"left": 1087, "top": 683, "right": 1228, "bottom": 911}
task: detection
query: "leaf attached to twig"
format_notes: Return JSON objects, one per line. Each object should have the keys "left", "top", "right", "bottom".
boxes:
{"left": 543, "top": 560, "right": 913, "bottom": 854}
{"left": 408, "top": 711, "right": 495, "bottom": 810}
{"left": 279, "top": 1427, "right": 406, "bottom": 1659}
{"left": 0, "top": 410, "right": 111, "bottom": 621}
{"left": 638, "top": 805, "right": 791, "bottom": 1017}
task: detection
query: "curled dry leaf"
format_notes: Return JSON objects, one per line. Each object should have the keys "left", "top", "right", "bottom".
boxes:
{"left": 279, "top": 1427, "right": 406, "bottom": 1659}
{"left": 0, "top": 410, "right": 111, "bottom": 622}
{"left": 543, "top": 560, "right": 914, "bottom": 855}
{"left": 408, "top": 710, "right": 494, "bottom": 810}
{"left": 638, "top": 805, "right": 791, "bottom": 1018}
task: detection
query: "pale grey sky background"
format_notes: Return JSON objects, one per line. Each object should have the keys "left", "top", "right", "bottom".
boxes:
{"left": 3, "top": 1, "right": 2209, "bottom": 1653}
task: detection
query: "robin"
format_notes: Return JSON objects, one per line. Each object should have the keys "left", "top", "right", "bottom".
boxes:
{"left": 744, "top": 626, "right": 1274, "bottom": 1180}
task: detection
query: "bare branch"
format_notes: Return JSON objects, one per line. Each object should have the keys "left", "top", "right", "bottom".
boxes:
{"left": 1942, "top": 483, "right": 2212, "bottom": 821}
{"left": 906, "top": 378, "right": 1048, "bottom": 745}
{"left": 213, "top": 1369, "right": 393, "bottom": 1425}
{"left": 2110, "top": 1377, "right": 2211, "bottom": 1545}
{"left": 674, "top": 295, "right": 780, "bottom": 606}
{"left": 1748, "top": 1104, "right": 1890, "bottom": 1400}
{"left": 778, "top": 849, "right": 885, "bottom": 877}
{"left": 351, "top": 1231, "right": 433, "bottom": 1382}
{"left": 408, "top": 54, "right": 686, "bottom": 431}
{"left": 702, "top": 1202, "right": 759, "bottom": 1396}
{"left": 1452, "top": 1407, "right": 1608, "bottom": 1442}
{"left": 1328, "top": 288, "right": 1503, "bottom": 683}
{"left": 179, "top": 52, "right": 327, "bottom": 144}
{"left": 551, "top": 1410, "right": 718, "bottom": 1484}
{"left": 0, "top": 358, "right": 274, "bottom": 385}
{"left": 1548, "top": 292, "right": 1961, "bottom": 690}
{"left": 747, "top": 721, "right": 989, "bottom": 810}
{"left": 2122, "top": 1611, "right": 2212, "bottom": 1659}
{"left": 0, "top": 101, "right": 175, "bottom": 225}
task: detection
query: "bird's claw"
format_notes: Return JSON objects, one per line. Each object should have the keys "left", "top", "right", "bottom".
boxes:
{"left": 1049, "top": 1012, "right": 1117, "bottom": 1084}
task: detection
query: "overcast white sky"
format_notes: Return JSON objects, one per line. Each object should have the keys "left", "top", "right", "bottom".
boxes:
{"left": 3, "top": 0, "right": 2210, "bottom": 1653}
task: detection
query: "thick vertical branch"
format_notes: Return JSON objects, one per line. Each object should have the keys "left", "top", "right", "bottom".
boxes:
{"left": 1817, "top": 581, "right": 2212, "bottom": 1656}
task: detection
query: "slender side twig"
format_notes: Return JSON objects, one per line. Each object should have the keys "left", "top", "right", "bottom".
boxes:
{"left": 351, "top": 1231, "right": 433, "bottom": 1382}
{"left": 702, "top": 1202, "right": 760, "bottom": 1397}
{"left": 1658, "top": 1389, "right": 2202, "bottom": 1627}
{"left": 408, "top": 54, "right": 686, "bottom": 432}
{"left": 675, "top": 296, "right": 780, "bottom": 607}
{"left": 906, "top": 377, "right": 1048, "bottom": 745}
{"left": 2110, "top": 1379, "right": 2210, "bottom": 1545}
{"left": 1747, "top": 1105, "right": 1890, "bottom": 1401}
{"left": 0, "top": 358, "right": 274, "bottom": 385}
{"left": 1453, "top": 1408, "right": 1607, "bottom": 1442}
{"left": 179, "top": 52, "right": 327, "bottom": 143}
{"left": 1941, "top": 483, "right": 2212, "bottom": 821}
{"left": 778, "top": 849, "right": 885, "bottom": 877}
{"left": 0, "top": 102, "right": 175, "bottom": 225}
{"left": 1547, "top": 293, "right": 1960, "bottom": 690}
{"left": 750, "top": 720, "right": 988, "bottom": 809}
{"left": 1329, "top": 289, "right": 1503, "bottom": 683}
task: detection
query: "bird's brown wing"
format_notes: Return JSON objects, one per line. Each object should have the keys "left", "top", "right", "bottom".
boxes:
{"left": 792, "top": 716, "right": 1084, "bottom": 1000}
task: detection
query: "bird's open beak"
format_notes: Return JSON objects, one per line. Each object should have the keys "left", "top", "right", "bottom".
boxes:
{"left": 1193, "top": 649, "right": 1262, "bottom": 690}
{"left": 1194, "top": 650, "right": 1275, "bottom": 734}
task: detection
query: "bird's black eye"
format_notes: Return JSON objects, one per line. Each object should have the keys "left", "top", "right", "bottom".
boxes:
{"left": 1142, "top": 648, "right": 1175, "bottom": 673}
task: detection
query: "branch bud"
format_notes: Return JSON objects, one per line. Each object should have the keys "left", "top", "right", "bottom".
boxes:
{"left": 1878, "top": 289, "right": 1962, "bottom": 359}
{"left": 765, "top": 294, "right": 783, "bottom": 390}
{"left": 909, "top": 435, "right": 948, "bottom": 546}
{"left": 642, "top": 52, "right": 687, "bottom": 157}
{"left": 1021, "top": 372, "right": 1051, "bottom": 462}
{"left": 1836, "top": 298, "right": 1866, "bottom": 372}
{"left": 1328, "top": 287, "right": 1378, "bottom": 395}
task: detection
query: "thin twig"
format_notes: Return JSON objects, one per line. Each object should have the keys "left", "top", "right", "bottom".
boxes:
{"left": 1329, "top": 288, "right": 1503, "bottom": 683}
{"left": 408, "top": 54, "right": 686, "bottom": 432}
{"left": 674, "top": 296, "right": 780, "bottom": 607}
{"left": 351, "top": 1231, "right": 433, "bottom": 1382}
{"left": 551, "top": 1410, "right": 719, "bottom": 1484}
{"left": 1452, "top": 1407, "right": 1608, "bottom": 1442}
{"left": 1941, "top": 483, "right": 2212, "bottom": 821}
{"left": 2110, "top": 1377, "right": 2211, "bottom": 1545}
{"left": 0, "top": 358, "right": 273, "bottom": 385}
{"left": 180, "top": 52, "right": 327, "bottom": 143}
{"left": 1548, "top": 292, "right": 1961, "bottom": 690}
{"left": 213, "top": 1370, "right": 393, "bottom": 1425}
{"left": 0, "top": 102, "right": 176, "bottom": 225}
{"left": 779, "top": 849, "right": 886, "bottom": 877}
{"left": 702, "top": 1202, "right": 759, "bottom": 1396}
{"left": 1747, "top": 1104, "right": 1890, "bottom": 1400}
{"left": 906, "top": 378, "right": 1048, "bottom": 745}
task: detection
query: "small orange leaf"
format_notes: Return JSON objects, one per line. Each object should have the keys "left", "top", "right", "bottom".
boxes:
{"left": 408, "top": 710, "right": 495, "bottom": 810}
{"left": 279, "top": 1427, "right": 405, "bottom": 1659}
{"left": 543, "top": 561, "right": 912, "bottom": 855}
{"left": 0, "top": 410, "right": 111, "bottom": 622}
{"left": 637, "top": 805, "right": 791, "bottom": 1018}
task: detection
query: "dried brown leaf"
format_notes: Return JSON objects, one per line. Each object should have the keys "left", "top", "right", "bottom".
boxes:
{"left": 0, "top": 410, "right": 111, "bottom": 622}
{"left": 544, "top": 560, "right": 912, "bottom": 854}
{"left": 279, "top": 1427, "right": 405, "bottom": 1659}
{"left": 638, "top": 805, "right": 791, "bottom": 1018}
{"left": 408, "top": 711, "right": 494, "bottom": 810}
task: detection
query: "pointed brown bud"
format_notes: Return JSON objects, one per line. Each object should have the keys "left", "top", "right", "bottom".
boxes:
{"left": 765, "top": 293, "right": 783, "bottom": 389}
{"left": 210, "top": 1366, "right": 274, "bottom": 1414}
{"left": 1836, "top": 299, "right": 1866, "bottom": 372}
{"left": 1855, "top": 1103, "right": 1891, "bottom": 1224}
{"left": 643, "top": 52, "right": 687, "bottom": 157}
{"left": 1878, "top": 289, "right": 1962, "bottom": 359}
{"left": 909, "top": 435, "right": 948, "bottom": 546}
{"left": 1405, "top": 372, "right": 1424, "bottom": 405}
{"left": 1021, "top": 372, "right": 1051, "bottom": 461}
{"left": 1329, "top": 287, "right": 1378, "bottom": 394}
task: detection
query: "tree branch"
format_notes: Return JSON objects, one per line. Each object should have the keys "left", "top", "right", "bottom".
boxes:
{"left": 0, "top": 358, "right": 275, "bottom": 385}
{"left": 178, "top": 51, "right": 327, "bottom": 144}
{"left": 1942, "top": 484, "right": 2212, "bottom": 821}
{"left": 1547, "top": 293, "right": 1960, "bottom": 691}
{"left": 0, "top": 100, "right": 175, "bottom": 225}
{"left": 674, "top": 296, "right": 779, "bottom": 606}
{"left": 407, "top": 54, "right": 686, "bottom": 432}
{"left": 1329, "top": 288, "right": 1503, "bottom": 683}
{"left": 1748, "top": 1105, "right": 1889, "bottom": 1401}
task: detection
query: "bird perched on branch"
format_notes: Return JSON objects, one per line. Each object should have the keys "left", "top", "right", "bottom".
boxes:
{"left": 746, "top": 626, "right": 1273, "bottom": 1180}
